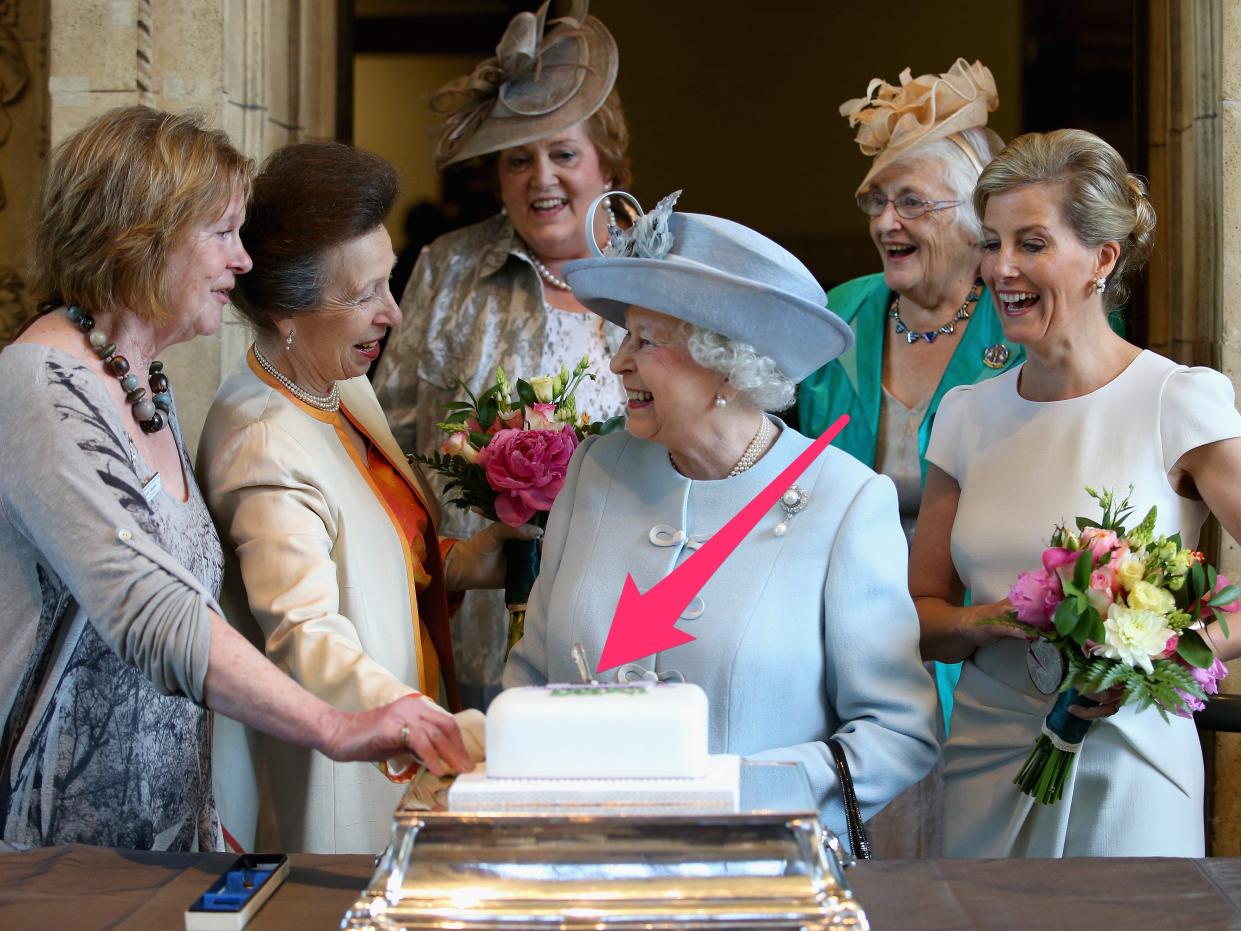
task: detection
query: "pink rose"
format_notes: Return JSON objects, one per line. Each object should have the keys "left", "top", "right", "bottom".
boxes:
{"left": 476, "top": 425, "right": 580, "bottom": 526}
{"left": 439, "top": 430, "right": 478, "bottom": 464}
{"left": 1160, "top": 634, "right": 1180, "bottom": 659}
{"left": 523, "top": 402, "right": 559, "bottom": 431}
{"left": 1080, "top": 528, "right": 1121, "bottom": 563}
{"left": 1042, "top": 546, "right": 1080, "bottom": 588}
{"left": 1089, "top": 567, "right": 1118, "bottom": 596}
{"left": 1010, "top": 568, "right": 1062, "bottom": 629}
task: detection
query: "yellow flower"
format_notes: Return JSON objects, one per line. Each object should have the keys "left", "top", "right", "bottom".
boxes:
{"left": 1126, "top": 580, "right": 1176, "bottom": 616}
{"left": 1115, "top": 553, "right": 1147, "bottom": 592}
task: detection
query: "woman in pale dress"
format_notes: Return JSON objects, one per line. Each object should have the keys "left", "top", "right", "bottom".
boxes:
{"left": 911, "top": 128, "right": 1241, "bottom": 857}
{"left": 374, "top": 1, "right": 630, "bottom": 707}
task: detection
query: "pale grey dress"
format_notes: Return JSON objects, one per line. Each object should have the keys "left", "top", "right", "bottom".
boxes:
{"left": 0, "top": 344, "right": 223, "bottom": 851}
{"left": 928, "top": 351, "right": 1241, "bottom": 857}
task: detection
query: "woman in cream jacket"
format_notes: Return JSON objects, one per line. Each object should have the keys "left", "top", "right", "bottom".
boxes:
{"left": 199, "top": 143, "right": 529, "bottom": 853}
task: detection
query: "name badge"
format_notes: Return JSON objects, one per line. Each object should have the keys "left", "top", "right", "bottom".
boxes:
{"left": 141, "top": 472, "right": 162, "bottom": 505}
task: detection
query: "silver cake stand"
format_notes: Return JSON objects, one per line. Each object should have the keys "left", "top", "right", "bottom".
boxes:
{"left": 341, "top": 760, "right": 869, "bottom": 930}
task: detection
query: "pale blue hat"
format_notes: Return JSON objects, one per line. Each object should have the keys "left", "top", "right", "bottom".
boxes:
{"left": 563, "top": 191, "right": 852, "bottom": 382}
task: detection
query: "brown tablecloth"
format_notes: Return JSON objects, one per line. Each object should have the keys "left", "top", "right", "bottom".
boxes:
{"left": 3, "top": 844, "right": 1241, "bottom": 930}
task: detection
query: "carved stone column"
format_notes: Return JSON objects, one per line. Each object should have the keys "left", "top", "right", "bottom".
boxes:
{"left": 0, "top": 0, "right": 47, "bottom": 347}
{"left": 1209, "top": 0, "right": 1241, "bottom": 857}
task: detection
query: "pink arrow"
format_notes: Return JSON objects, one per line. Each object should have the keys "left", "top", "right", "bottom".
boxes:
{"left": 596, "top": 414, "right": 851, "bottom": 673}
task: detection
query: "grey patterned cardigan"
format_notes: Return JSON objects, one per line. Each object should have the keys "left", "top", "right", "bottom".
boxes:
{"left": 0, "top": 344, "right": 224, "bottom": 851}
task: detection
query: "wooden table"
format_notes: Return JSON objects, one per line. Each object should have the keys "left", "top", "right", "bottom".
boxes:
{"left": 3, "top": 844, "right": 1241, "bottom": 929}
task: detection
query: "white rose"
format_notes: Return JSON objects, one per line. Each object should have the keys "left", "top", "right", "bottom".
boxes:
{"left": 529, "top": 375, "right": 555, "bottom": 403}
{"left": 1095, "top": 604, "right": 1175, "bottom": 674}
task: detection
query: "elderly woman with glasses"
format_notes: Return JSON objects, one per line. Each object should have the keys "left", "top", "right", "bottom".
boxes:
{"left": 503, "top": 193, "right": 939, "bottom": 841}
{"left": 795, "top": 58, "right": 1016, "bottom": 858}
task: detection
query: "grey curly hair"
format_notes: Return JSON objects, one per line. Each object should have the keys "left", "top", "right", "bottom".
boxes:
{"left": 683, "top": 324, "right": 797, "bottom": 412}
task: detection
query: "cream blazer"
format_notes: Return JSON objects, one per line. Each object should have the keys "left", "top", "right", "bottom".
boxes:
{"left": 198, "top": 350, "right": 441, "bottom": 854}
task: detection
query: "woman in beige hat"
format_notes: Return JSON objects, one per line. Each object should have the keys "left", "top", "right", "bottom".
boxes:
{"left": 374, "top": 1, "right": 631, "bottom": 709}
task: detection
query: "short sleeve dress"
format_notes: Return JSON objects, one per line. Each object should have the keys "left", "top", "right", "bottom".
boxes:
{"left": 925, "top": 350, "right": 1241, "bottom": 857}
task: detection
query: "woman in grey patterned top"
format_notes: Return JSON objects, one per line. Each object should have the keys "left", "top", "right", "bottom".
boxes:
{"left": 0, "top": 106, "right": 472, "bottom": 852}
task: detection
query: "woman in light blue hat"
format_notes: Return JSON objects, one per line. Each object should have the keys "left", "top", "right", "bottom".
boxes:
{"left": 503, "top": 192, "right": 938, "bottom": 841}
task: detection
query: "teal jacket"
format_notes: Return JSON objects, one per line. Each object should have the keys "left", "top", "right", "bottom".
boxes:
{"left": 798, "top": 273, "right": 1023, "bottom": 476}
{"left": 798, "top": 273, "right": 1023, "bottom": 734}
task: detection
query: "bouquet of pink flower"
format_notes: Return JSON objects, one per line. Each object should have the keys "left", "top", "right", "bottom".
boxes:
{"left": 413, "top": 358, "right": 623, "bottom": 654}
{"left": 992, "top": 486, "right": 1235, "bottom": 805}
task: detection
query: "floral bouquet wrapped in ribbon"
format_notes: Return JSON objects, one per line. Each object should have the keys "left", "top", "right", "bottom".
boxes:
{"left": 993, "top": 487, "right": 1235, "bottom": 806}
{"left": 413, "top": 359, "right": 624, "bottom": 656}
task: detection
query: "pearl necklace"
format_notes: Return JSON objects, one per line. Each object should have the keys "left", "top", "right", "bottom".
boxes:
{"left": 522, "top": 196, "right": 618, "bottom": 293}
{"left": 728, "top": 415, "right": 774, "bottom": 477}
{"left": 253, "top": 344, "right": 340, "bottom": 412}
{"left": 889, "top": 278, "right": 984, "bottom": 344}
{"left": 668, "top": 415, "right": 774, "bottom": 479}
{"left": 526, "top": 251, "right": 571, "bottom": 291}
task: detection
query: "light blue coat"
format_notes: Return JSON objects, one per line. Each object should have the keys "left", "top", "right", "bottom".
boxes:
{"left": 503, "top": 425, "right": 939, "bottom": 835}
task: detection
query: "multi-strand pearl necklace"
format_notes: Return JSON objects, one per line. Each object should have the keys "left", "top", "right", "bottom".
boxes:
{"left": 728, "top": 415, "right": 774, "bottom": 477}
{"left": 253, "top": 344, "right": 340, "bottom": 413}
{"left": 669, "top": 415, "right": 774, "bottom": 479}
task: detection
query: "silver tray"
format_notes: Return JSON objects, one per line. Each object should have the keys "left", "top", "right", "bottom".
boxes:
{"left": 341, "top": 762, "right": 868, "bottom": 930}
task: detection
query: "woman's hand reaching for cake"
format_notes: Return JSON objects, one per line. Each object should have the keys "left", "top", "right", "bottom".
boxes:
{"left": 317, "top": 693, "right": 475, "bottom": 776}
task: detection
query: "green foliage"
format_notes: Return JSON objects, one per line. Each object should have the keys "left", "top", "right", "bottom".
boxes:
{"left": 1064, "top": 651, "right": 1204, "bottom": 722}
{"left": 409, "top": 451, "right": 499, "bottom": 523}
{"left": 1176, "top": 629, "right": 1214, "bottom": 669}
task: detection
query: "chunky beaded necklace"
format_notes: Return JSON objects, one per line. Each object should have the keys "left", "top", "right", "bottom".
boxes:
{"left": 253, "top": 343, "right": 340, "bottom": 413}
{"left": 669, "top": 415, "right": 774, "bottom": 479}
{"left": 68, "top": 305, "right": 171, "bottom": 434}
{"left": 889, "top": 278, "right": 984, "bottom": 344}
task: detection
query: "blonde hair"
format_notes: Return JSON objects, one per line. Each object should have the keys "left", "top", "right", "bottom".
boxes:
{"left": 30, "top": 106, "right": 252, "bottom": 322}
{"left": 973, "top": 129, "right": 1155, "bottom": 310}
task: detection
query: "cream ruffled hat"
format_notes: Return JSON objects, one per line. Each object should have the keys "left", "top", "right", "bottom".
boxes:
{"left": 842, "top": 58, "right": 999, "bottom": 194}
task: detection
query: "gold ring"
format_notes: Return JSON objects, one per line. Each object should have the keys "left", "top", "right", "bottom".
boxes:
{"left": 400, "top": 724, "right": 410, "bottom": 747}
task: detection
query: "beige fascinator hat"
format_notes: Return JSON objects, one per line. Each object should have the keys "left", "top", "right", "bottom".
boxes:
{"left": 430, "top": 0, "right": 618, "bottom": 170}
{"left": 842, "top": 58, "right": 998, "bottom": 194}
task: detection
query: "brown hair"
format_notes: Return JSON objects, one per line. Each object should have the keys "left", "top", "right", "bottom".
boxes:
{"left": 231, "top": 142, "right": 399, "bottom": 332}
{"left": 30, "top": 106, "right": 251, "bottom": 322}
{"left": 584, "top": 89, "right": 632, "bottom": 189}
{"left": 973, "top": 129, "right": 1156, "bottom": 310}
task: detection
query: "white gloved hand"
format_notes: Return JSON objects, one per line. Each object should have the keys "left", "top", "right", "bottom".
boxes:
{"left": 443, "top": 522, "right": 543, "bottom": 591}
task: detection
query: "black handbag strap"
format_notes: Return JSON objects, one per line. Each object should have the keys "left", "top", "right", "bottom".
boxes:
{"left": 828, "top": 738, "right": 871, "bottom": 860}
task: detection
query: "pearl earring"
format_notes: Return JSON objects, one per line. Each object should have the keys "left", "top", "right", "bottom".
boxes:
{"left": 285, "top": 329, "right": 295, "bottom": 351}
{"left": 1093, "top": 277, "right": 1107, "bottom": 295}
{"left": 714, "top": 395, "right": 727, "bottom": 409}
